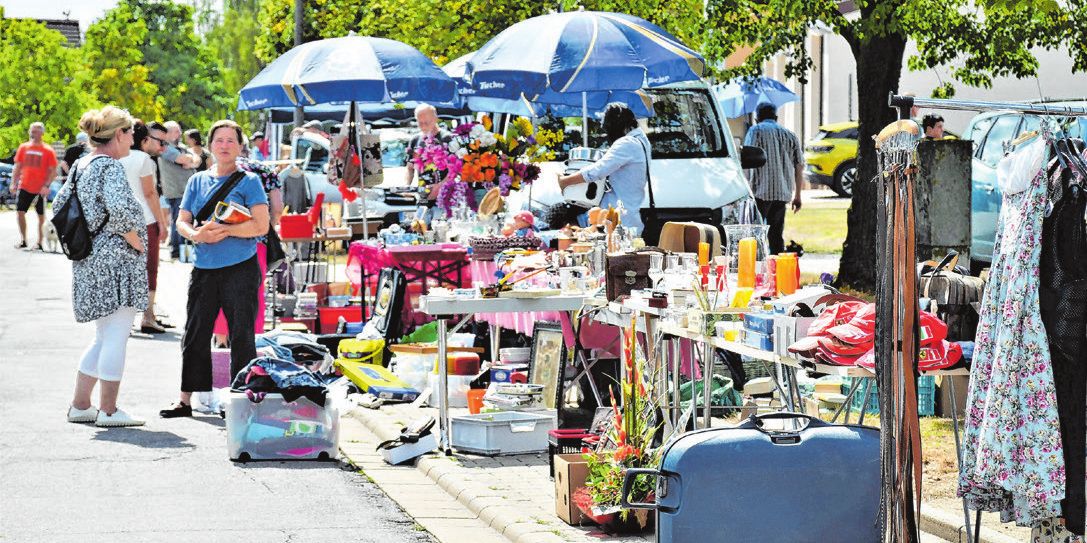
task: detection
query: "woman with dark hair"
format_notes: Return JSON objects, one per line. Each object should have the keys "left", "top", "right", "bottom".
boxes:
{"left": 185, "top": 128, "right": 212, "bottom": 171}
{"left": 58, "top": 105, "right": 148, "bottom": 427}
{"left": 121, "top": 119, "right": 171, "bottom": 333}
{"left": 161, "top": 119, "right": 269, "bottom": 418}
{"left": 558, "top": 103, "right": 650, "bottom": 231}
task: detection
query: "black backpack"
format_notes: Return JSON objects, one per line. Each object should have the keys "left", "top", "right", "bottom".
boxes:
{"left": 52, "top": 156, "right": 109, "bottom": 261}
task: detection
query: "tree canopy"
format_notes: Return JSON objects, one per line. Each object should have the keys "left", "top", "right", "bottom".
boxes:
{"left": 703, "top": 0, "right": 1087, "bottom": 290}
{"left": 83, "top": 4, "right": 162, "bottom": 123}
{"left": 0, "top": 16, "right": 94, "bottom": 153}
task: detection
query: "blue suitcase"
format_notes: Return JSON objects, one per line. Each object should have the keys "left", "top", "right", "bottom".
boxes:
{"left": 622, "top": 413, "right": 880, "bottom": 542}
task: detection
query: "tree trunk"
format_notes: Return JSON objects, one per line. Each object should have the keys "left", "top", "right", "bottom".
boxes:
{"left": 835, "top": 33, "right": 907, "bottom": 292}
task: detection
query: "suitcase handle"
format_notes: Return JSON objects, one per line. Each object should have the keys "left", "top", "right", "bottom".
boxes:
{"left": 745, "top": 412, "right": 828, "bottom": 432}
{"left": 619, "top": 468, "right": 659, "bottom": 510}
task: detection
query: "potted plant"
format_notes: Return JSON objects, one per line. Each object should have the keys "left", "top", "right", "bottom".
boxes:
{"left": 574, "top": 319, "right": 661, "bottom": 533}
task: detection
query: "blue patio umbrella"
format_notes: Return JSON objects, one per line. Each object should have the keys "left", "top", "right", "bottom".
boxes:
{"left": 712, "top": 76, "right": 800, "bottom": 119}
{"left": 264, "top": 101, "right": 471, "bottom": 124}
{"left": 237, "top": 36, "right": 456, "bottom": 110}
{"left": 444, "top": 53, "right": 653, "bottom": 118}
{"left": 466, "top": 10, "right": 705, "bottom": 98}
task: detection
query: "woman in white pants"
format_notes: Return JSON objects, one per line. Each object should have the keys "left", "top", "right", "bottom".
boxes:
{"left": 55, "top": 105, "right": 149, "bottom": 427}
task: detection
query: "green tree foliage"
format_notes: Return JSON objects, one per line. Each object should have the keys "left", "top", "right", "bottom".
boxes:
{"left": 0, "top": 17, "right": 95, "bottom": 153}
{"left": 703, "top": 0, "right": 1087, "bottom": 290}
{"left": 205, "top": 0, "right": 266, "bottom": 133}
{"left": 83, "top": 4, "right": 163, "bottom": 123}
{"left": 256, "top": 0, "right": 704, "bottom": 68}
{"left": 119, "top": 0, "right": 232, "bottom": 133}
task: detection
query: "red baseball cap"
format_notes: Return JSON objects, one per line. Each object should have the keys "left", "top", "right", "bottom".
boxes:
{"left": 818, "top": 335, "right": 871, "bottom": 356}
{"left": 806, "top": 301, "right": 867, "bottom": 337}
{"left": 815, "top": 345, "right": 862, "bottom": 366}
{"left": 855, "top": 339, "right": 962, "bottom": 371}
{"left": 826, "top": 303, "right": 876, "bottom": 345}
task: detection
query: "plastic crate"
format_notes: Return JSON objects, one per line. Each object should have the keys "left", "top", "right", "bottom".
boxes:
{"left": 451, "top": 411, "right": 556, "bottom": 456}
{"left": 548, "top": 429, "right": 593, "bottom": 478}
{"left": 844, "top": 376, "right": 935, "bottom": 416}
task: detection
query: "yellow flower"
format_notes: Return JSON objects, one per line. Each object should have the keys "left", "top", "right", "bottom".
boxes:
{"left": 513, "top": 117, "right": 533, "bottom": 137}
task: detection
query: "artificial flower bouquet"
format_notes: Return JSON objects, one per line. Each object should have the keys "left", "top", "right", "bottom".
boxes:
{"left": 412, "top": 115, "right": 561, "bottom": 215}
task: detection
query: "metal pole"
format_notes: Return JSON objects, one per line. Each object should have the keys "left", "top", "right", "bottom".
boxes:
{"left": 293, "top": 0, "right": 304, "bottom": 128}
{"left": 582, "top": 92, "right": 588, "bottom": 147}
{"left": 947, "top": 376, "right": 974, "bottom": 543}
{"left": 889, "top": 93, "right": 1087, "bottom": 117}
{"left": 437, "top": 316, "right": 451, "bottom": 454}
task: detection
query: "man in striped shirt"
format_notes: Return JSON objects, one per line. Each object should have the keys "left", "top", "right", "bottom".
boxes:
{"left": 743, "top": 103, "right": 804, "bottom": 255}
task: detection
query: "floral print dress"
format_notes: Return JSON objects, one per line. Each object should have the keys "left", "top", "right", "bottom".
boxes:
{"left": 957, "top": 148, "right": 1065, "bottom": 528}
{"left": 53, "top": 155, "right": 149, "bottom": 323}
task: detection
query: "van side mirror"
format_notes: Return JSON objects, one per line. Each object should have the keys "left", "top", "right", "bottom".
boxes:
{"left": 740, "top": 146, "right": 766, "bottom": 169}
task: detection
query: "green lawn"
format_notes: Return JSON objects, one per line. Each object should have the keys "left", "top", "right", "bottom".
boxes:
{"left": 782, "top": 206, "right": 848, "bottom": 255}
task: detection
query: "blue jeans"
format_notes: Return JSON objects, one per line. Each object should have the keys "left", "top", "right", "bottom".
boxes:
{"left": 167, "top": 197, "right": 182, "bottom": 258}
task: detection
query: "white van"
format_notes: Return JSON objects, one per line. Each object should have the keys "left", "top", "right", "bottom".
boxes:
{"left": 507, "top": 80, "right": 760, "bottom": 234}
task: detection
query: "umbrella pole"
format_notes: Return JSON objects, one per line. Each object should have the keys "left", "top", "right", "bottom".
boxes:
{"left": 582, "top": 92, "right": 588, "bottom": 147}
{"left": 353, "top": 101, "right": 370, "bottom": 239}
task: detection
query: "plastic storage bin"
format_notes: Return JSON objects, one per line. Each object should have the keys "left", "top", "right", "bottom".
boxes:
{"left": 844, "top": 376, "right": 935, "bottom": 416}
{"left": 547, "top": 429, "right": 594, "bottom": 478}
{"left": 427, "top": 373, "right": 474, "bottom": 408}
{"left": 226, "top": 392, "right": 339, "bottom": 461}
{"left": 451, "top": 411, "right": 556, "bottom": 456}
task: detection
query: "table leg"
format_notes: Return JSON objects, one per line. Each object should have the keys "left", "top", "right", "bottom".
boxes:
{"left": 833, "top": 378, "right": 865, "bottom": 424}
{"left": 948, "top": 376, "right": 975, "bottom": 543}
{"left": 857, "top": 378, "right": 872, "bottom": 426}
{"left": 490, "top": 323, "right": 500, "bottom": 365}
{"left": 672, "top": 337, "right": 681, "bottom": 428}
{"left": 437, "top": 317, "right": 451, "bottom": 454}
{"left": 702, "top": 340, "right": 713, "bottom": 428}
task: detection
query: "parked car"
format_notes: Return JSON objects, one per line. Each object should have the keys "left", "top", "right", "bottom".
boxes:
{"left": 289, "top": 125, "right": 424, "bottom": 229}
{"left": 0, "top": 162, "right": 15, "bottom": 210}
{"left": 804, "top": 121, "right": 858, "bottom": 197}
{"left": 804, "top": 120, "right": 958, "bottom": 198}
{"left": 962, "top": 101, "right": 1087, "bottom": 273}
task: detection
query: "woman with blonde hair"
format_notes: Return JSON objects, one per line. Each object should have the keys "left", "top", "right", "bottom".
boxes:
{"left": 57, "top": 105, "right": 149, "bottom": 427}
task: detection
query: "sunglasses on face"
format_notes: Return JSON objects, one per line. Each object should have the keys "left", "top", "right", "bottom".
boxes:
{"left": 149, "top": 135, "right": 166, "bottom": 145}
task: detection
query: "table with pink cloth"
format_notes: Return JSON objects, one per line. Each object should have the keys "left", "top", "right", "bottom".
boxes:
{"left": 346, "top": 242, "right": 469, "bottom": 294}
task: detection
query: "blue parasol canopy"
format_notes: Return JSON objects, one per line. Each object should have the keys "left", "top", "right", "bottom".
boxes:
{"left": 238, "top": 36, "right": 456, "bottom": 110}
{"left": 712, "top": 76, "right": 800, "bottom": 119}
{"left": 466, "top": 11, "right": 704, "bottom": 99}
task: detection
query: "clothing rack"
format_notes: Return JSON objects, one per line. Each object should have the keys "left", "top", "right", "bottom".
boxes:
{"left": 888, "top": 93, "right": 1087, "bottom": 119}
{"left": 885, "top": 92, "right": 1087, "bottom": 543}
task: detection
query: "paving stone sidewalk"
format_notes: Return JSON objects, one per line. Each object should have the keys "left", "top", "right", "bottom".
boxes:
{"left": 340, "top": 403, "right": 652, "bottom": 543}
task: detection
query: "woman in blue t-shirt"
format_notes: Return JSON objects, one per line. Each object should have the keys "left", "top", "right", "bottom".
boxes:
{"left": 160, "top": 120, "right": 270, "bottom": 418}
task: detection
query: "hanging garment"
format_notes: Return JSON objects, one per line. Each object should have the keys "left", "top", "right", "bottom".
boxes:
{"left": 958, "top": 140, "right": 1066, "bottom": 528}
{"left": 1040, "top": 158, "right": 1087, "bottom": 536}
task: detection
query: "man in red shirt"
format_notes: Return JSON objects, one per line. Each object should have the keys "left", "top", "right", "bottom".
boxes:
{"left": 10, "top": 122, "right": 58, "bottom": 249}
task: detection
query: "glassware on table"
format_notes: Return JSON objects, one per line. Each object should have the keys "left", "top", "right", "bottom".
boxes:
{"left": 648, "top": 253, "right": 665, "bottom": 292}
{"left": 724, "top": 224, "right": 770, "bottom": 290}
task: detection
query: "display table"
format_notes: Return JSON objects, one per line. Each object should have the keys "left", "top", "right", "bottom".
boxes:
{"left": 468, "top": 260, "right": 566, "bottom": 335}
{"left": 418, "top": 294, "right": 589, "bottom": 453}
{"left": 386, "top": 245, "right": 469, "bottom": 294}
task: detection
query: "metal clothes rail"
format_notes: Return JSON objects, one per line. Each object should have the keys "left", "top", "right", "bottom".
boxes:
{"left": 888, "top": 93, "right": 1087, "bottom": 119}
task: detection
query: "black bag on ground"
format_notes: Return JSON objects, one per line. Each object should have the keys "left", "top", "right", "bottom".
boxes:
{"left": 52, "top": 156, "right": 108, "bottom": 261}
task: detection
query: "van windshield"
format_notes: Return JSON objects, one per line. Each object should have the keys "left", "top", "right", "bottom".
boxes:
{"left": 539, "top": 87, "right": 727, "bottom": 161}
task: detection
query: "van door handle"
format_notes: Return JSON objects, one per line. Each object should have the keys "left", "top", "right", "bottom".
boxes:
{"left": 981, "top": 184, "right": 995, "bottom": 194}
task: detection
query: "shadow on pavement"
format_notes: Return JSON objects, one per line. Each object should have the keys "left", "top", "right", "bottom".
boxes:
{"left": 92, "top": 429, "right": 195, "bottom": 449}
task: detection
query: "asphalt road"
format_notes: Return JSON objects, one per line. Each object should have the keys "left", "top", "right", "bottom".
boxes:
{"left": 0, "top": 214, "right": 436, "bottom": 543}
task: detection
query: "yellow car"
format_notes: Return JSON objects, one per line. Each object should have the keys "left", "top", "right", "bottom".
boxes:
{"left": 803, "top": 121, "right": 858, "bottom": 197}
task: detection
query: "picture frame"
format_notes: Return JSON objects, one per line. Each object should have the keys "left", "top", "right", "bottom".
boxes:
{"left": 529, "top": 321, "right": 566, "bottom": 410}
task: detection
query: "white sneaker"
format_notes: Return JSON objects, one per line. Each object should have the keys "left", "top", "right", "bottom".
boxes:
{"left": 67, "top": 405, "right": 99, "bottom": 423}
{"left": 95, "top": 408, "right": 146, "bottom": 428}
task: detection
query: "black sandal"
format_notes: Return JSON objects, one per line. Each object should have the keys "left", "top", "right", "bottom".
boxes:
{"left": 159, "top": 401, "right": 192, "bottom": 418}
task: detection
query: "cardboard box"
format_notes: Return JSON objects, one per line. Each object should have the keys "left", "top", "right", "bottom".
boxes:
{"left": 554, "top": 453, "right": 592, "bottom": 525}
{"left": 773, "top": 315, "right": 816, "bottom": 357}
{"left": 688, "top": 308, "right": 745, "bottom": 336}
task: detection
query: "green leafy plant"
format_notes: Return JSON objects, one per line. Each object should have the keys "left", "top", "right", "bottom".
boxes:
{"left": 578, "top": 318, "right": 662, "bottom": 521}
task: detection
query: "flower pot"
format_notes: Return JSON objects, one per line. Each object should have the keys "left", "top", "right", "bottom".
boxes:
{"left": 579, "top": 503, "right": 655, "bottom": 534}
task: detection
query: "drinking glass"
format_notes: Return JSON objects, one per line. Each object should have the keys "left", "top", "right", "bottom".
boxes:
{"left": 648, "top": 253, "right": 665, "bottom": 291}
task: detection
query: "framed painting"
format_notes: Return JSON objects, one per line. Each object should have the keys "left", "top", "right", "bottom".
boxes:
{"left": 529, "top": 322, "right": 566, "bottom": 410}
